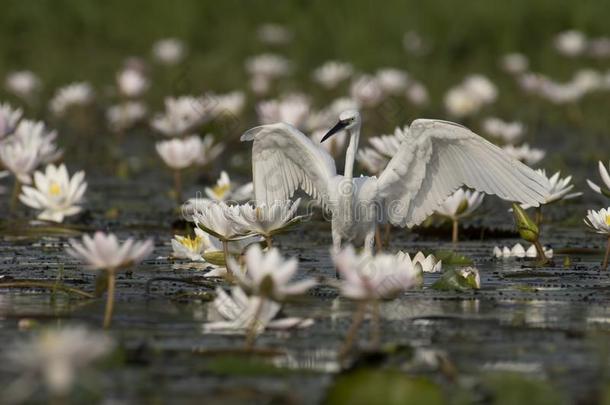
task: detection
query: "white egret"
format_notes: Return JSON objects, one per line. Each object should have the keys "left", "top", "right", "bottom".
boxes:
{"left": 241, "top": 110, "right": 550, "bottom": 253}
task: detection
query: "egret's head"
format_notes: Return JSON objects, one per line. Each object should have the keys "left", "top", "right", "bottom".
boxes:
{"left": 321, "top": 109, "right": 361, "bottom": 143}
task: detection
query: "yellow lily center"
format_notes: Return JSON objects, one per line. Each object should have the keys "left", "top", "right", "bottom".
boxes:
{"left": 180, "top": 235, "right": 202, "bottom": 252}
{"left": 49, "top": 182, "right": 62, "bottom": 196}
{"left": 212, "top": 183, "right": 230, "bottom": 199}
{"left": 605, "top": 214, "right": 610, "bottom": 227}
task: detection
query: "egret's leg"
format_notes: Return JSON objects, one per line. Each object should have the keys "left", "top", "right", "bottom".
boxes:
{"left": 332, "top": 228, "right": 342, "bottom": 278}
{"left": 364, "top": 227, "right": 376, "bottom": 256}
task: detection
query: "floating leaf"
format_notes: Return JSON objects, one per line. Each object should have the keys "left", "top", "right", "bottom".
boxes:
{"left": 431, "top": 267, "right": 480, "bottom": 292}
{"left": 325, "top": 369, "right": 443, "bottom": 405}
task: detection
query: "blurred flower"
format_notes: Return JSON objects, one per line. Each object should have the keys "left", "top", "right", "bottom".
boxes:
{"left": 19, "top": 163, "right": 87, "bottom": 222}
{"left": 350, "top": 75, "right": 384, "bottom": 108}
{"left": 555, "top": 30, "right": 587, "bottom": 57}
{"left": 403, "top": 30, "right": 427, "bottom": 54}
{"left": 444, "top": 74, "right": 497, "bottom": 117}
{"left": 493, "top": 243, "right": 553, "bottom": 259}
{"left": 356, "top": 126, "right": 406, "bottom": 175}
{"left": 587, "top": 161, "right": 610, "bottom": 197}
{"left": 405, "top": 81, "right": 429, "bottom": 106}
{"left": 117, "top": 67, "right": 148, "bottom": 98}
{"left": 203, "top": 286, "right": 313, "bottom": 333}
{"left": 500, "top": 53, "right": 529, "bottom": 74}
{"left": 376, "top": 68, "right": 409, "bottom": 95}
{"left": 436, "top": 189, "right": 484, "bottom": 220}
{"left": 312, "top": 61, "right": 354, "bottom": 89}
{"left": 250, "top": 75, "right": 271, "bottom": 96}
{"left": 502, "top": 143, "right": 545, "bottom": 165}
{"left": 49, "top": 82, "right": 94, "bottom": 117}
{"left": 521, "top": 169, "right": 581, "bottom": 208}
{"left": 151, "top": 95, "right": 208, "bottom": 136}
{"left": 257, "top": 23, "right": 293, "bottom": 45}
{"left": 197, "top": 134, "right": 225, "bottom": 166}
{"left": 204, "top": 171, "right": 253, "bottom": 202}
{"left": 588, "top": 37, "right": 610, "bottom": 58}
{"left": 14, "top": 120, "right": 63, "bottom": 164}
{"left": 333, "top": 245, "right": 421, "bottom": 300}
{"left": 481, "top": 117, "right": 524, "bottom": 144}
{"left": 205, "top": 91, "right": 246, "bottom": 118}
{"left": 5, "top": 327, "right": 113, "bottom": 400}
{"left": 5, "top": 70, "right": 41, "bottom": 100}
{"left": 0, "top": 102, "right": 22, "bottom": 138}
{"left": 67, "top": 231, "right": 154, "bottom": 270}
{"left": 156, "top": 135, "right": 203, "bottom": 170}
{"left": 152, "top": 37, "right": 185, "bottom": 65}
{"left": 234, "top": 199, "right": 302, "bottom": 244}
{"left": 246, "top": 53, "right": 291, "bottom": 80}
{"left": 0, "top": 136, "right": 43, "bottom": 184}
{"left": 230, "top": 245, "right": 316, "bottom": 300}
{"left": 106, "top": 101, "right": 147, "bottom": 132}
{"left": 257, "top": 93, "right": 310, "bottom": 129}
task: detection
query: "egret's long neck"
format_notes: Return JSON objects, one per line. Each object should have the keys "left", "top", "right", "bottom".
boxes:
{"left": 343, "top": 126, "right": 360, "bottom": 180}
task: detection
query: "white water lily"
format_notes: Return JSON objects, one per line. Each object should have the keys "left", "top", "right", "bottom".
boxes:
{"left": 49, "top": 82, "right": 94, "bottom": 116}
{"left": 5, "top": 70, "right": 41, "bottom": 100}
{"left": 5, "top": 327, "right": 113, "bottom": 400}
{"left": 312, "top": 61, "right": 353, "bottom": 89}
{"left": 14, "top": 119, "right": 63, "bottom": 164}
{"left": 444, "top": 74, "right": 497, "bottom": 117}
{"left": 67, "top": 231, "right": 153, "bottom": 270}
{"left": 493, "top": 243, "right": 554, "bottom": 259}
{"left": 584, "top": 207, "right": 610, "bottom": 235}
{"left": 396, "top": 251, "right": 442, "bottom": 273}
{"left": 0, "top": 137, "right": 42, "bottom": 184}
{"left": 356, "top": 126, "right": 406, "bottom": 175}
{"left": 152, "top": 37, "right": 185, "bottom": 65}
{"left": 522, "top": 169, "right": 582, "bottom": 209}
{"left": 0, "top": 102, "right": 22, "bottom": 137}
{"left": 502, "top": 143, "right": 545, "bottom": 166}
{"left": 171, "top": 227, "right": 221, "bottom": 261}
{"left": 234, "top": 199, "right": 302, "bottom": 243}
{"left": 587, "top": 161, "right": 610, "bottom": 197}
{"left": 117, "top": 67, "right": 148, "bottom": 98}
{"left": 203, "top": 171, "right": 253, "bottom": 202}
{"left": 376, "top": 68, "right": 409, "bottom": 95}
{"left": 106, "top": 101, "right": 147, "bottom": 132}
{"left": 156, "top": 135, "right": 202, "bottom": 170}
{"left": 436, "top": 189, "right": 484, "bottom": 220}
{"left": 481, "top": 117, "right": 524, "bottom": 144}
{"left": 192, "top": 201, "right": 252, "bottom": 242}
{"left": 333, "top": 245, "right": 421, "bottom": 300}
{"left": 257, "top": 94, "right": 310, "bottom": 129}
{"left": 229, "top": 245, "right": 317, "bottom": 300}
{"left": 203, "top": 286, "right": 314, "bottom": 334}
{"left": 151, "top": 95, "right": 208, "bottom": 136}
{"left": 500, "top": 53, "right": 529, "bottom": 75}
{"left": 350, "top": 75, "right": 384, "bottom": 108}
{"left": 19, "top": 164, "right": 87, "bottom": 222}
{"left": 436, "top": 189, "right": 484, "bottom": 242}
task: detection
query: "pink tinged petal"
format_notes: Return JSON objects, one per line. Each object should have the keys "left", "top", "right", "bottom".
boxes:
{"left": 280, "top": 278, "right": 317, "bottom": 296}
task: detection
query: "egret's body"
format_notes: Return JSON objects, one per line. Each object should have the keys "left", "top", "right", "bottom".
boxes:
{"left": 242, "top": 110, "right": 550, "bottom": 253}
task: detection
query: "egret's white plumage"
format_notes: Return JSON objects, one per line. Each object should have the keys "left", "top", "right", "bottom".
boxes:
{"left": 241, "top": 111, "right": 550, "bottom": 253}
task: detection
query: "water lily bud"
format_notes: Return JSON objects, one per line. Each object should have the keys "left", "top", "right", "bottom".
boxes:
{"left": 512, "top": 203, "right": 539, "bottom": 242}
{"left": 203, "top": 251, "right": 226, "bottom": 266}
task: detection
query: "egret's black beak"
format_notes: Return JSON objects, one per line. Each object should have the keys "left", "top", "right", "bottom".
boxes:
{"left": 321, "top": 121, "right": 348, "bottom": 143}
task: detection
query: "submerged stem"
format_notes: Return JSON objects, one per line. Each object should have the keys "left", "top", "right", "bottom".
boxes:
{"left": 533, "top": 240, "right": 550, "bottom": 266}
{"left": 338, "top": 301, "right": 367, "bottom": 362}
{"left": 602, "top": 236, "right": 610, "bottom": 270}
{"left": 103, "top": 269, "right": 116, "bottom": 329}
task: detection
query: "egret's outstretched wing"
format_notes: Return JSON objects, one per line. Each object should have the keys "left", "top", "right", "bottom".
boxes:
{"left": 241, "top": 123, "right": 337, "bottom": 206}
{"left": 377, "top": 119, "right": 550, "bottom": 227}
